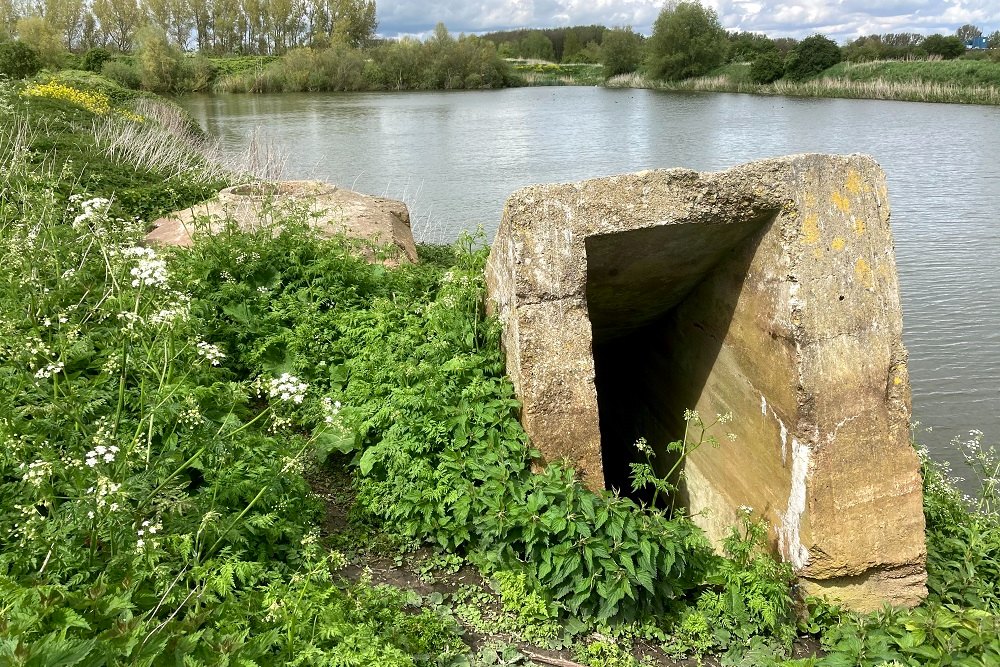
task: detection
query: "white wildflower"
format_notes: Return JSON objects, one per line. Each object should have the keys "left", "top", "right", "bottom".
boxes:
{"left": 20, "top": 460, "right": 52, "bottom": 486}
{"left": 34, "top": 361, "right": 64, "bottom": 380}
{"left": 267, "top": 373, "right": 308, "bottom": 404}
{"left": 196, "top": 341, "right": 225, "bottom": 365}
{"left": 321, "top": 397, "right": 342, "bottom": 424}
{"left": 130, "top": 253, "right": 168, "bottom": 288}
{"left": 72, "top": 197, "right": 111, "bottom": 229}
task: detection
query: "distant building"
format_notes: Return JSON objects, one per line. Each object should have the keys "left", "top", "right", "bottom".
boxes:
{"left": 965, "top": 36, "right": 988, "bottom": 49}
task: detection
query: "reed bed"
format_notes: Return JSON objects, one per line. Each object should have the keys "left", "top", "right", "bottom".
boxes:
{"left": 92, "top": 98, "right": 286, "bottom": 183}
{"left": 604, "top": 71, "right": 1000, "bottom": 105}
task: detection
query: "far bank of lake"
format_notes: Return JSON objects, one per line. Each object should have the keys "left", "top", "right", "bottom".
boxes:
{"left": 180, "top": 86, "right": 1000, "bottom": 479}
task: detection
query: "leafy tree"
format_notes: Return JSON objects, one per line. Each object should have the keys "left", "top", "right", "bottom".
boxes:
{"left": 956, "top": 24, "right": 983, "bottom": 42}
{"left": 772, "top": 36, "right": 798, "bottom": 54}
{"left": 146, "top": 0, "right": 195, "bottom": 50}
{"left": 561, "top": 28, "right": 581, "bottom": 62}
{"left": 136, "top": 24, "right": 182, "bottom": 92}
{"left": 989, "top": 30, "right": 1000, "bottom": 50}
{"left": 783, "top": 33, "right": 840, "bottom": 81}
{"left": 0, "top": 0, "right": 17, "bottom": 41}
{"left": 749, "top": 49, "right": 784, "bottom": 83}
{"left": 331, "top": 0, "right": 377, "bottom": 48}
{"left": 574, "top": 40, "right": 603, "bottom": 64}
{"left": 520, "top": 30, "right": 554, "bottom": 61}
{"left": 81, "top": 45, "right": 112, "bottom": 71}
{"left": 15, "top": 16, "right": 65, "bottom": 67}
{"left": 923, "top": 33, "right": 966, "bottom": 59}
{"left": 0, "top": 39, "right": 41, "bottom": 78}
{"left": 727, "top": 30, "right": 775, "bottom": 62}
{"left": 600, "top": 27, "right": 642, "bottom": 78}
{"left": 645, "top": 1, "right": 728, "bottom": 81}
{"left": 43, "top": 0, "right": 85, "bottom": 49}
{"left": 92, "top": 0, "right": 143, "bottom": 51}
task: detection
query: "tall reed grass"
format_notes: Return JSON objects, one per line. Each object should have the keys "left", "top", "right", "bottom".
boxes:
{"left": 605, "top": 71, "right": 1000, "bottom": 105}
{"left": 91, "top": 98, "right": 286, "bottom": 183}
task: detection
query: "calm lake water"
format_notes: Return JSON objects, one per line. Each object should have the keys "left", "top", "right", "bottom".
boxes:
{"left": 180, "top": 87, "right": 1000, "bottom": 478}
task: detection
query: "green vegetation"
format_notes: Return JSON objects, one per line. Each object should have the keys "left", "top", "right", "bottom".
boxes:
{"left": 3, "top": 0, "right": 999, "bottom": 99}
{"left": 214, "top": 28, "right": 513, "bottom": 92}
{"left": 481, "top": 25, "right": 608, "bottom": 63}
{"left": 600, "top": 28, "right": 644, "bottom": 79}
{"left": 644, "top": 1, "right": 729, "bottom": 81}
{"left": 4, "top": 66, "right": 1000, "bottom": 667}
{"left": 508, "top": 60, "right": 604, "bottom": 86}
{"left": 783, "top": 35, "right": 842, "bottom": 81}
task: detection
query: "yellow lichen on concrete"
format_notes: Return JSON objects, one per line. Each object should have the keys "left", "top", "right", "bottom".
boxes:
{"left": 831, "top": 237, "right": 847, "bottom": 252}
{"left": 802, "top": 213, "right": 821, "bottom": 245}
{"left": 831, "top": 190, "right": 852, "bottom": 213}
{"left": 845, "top": 169, "right": 864, "bottom": 195}
{"left": 855, "top": 257, "right": 874, "bottom": 289}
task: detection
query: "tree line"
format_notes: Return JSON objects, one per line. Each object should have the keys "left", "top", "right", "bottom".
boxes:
{"left": 0, "top": 0, "right": 377, "bottom": 55}
{"left": 2, "top": 0, "right": 999, "bottom": 93}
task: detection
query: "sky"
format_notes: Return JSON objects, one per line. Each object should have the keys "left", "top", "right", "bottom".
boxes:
{"left": 375, "top": 0, "right": 1000, "bottom": 43}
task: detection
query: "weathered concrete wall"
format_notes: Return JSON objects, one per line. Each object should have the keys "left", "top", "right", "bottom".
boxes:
{"left": 485, "top": 154, "right": 926, "bottom": 611}
{"left": 146, "top": 181, "right": 418, "bottom": 264}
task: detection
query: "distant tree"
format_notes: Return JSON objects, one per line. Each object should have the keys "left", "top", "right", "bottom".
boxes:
{"left": 0, "top": 39, "right": 42, "bottom": 78}
{"left": 727, "top": 30, "right": 775, "bottom": 62}
{"left": 575, "top": 40, "right": 602, "bottom": 63}
{"left": 15, "top": 16, "right": 65, "bottom": 67}
{"left": 78, "top": 10, "right": 103, "bottom": 50}
{"left": 136, "top": 24, "right": 182, "bottom": 91}
{"left": 772, "top": 37, "right": 798, "bottom": 55}
{"left": 922, "top": 33, "right": 965, "bottom": 59}
{"left": 989, "top": 30, "right": 1000, "bottom": 49}
{"left": 92, "top": 0, "right": 143, "bottom": 51}
{"left": 600, "top": 26, "right": 642, "bottom": 78}
{"left": 146, "top": 0, "right": 194, "bottom": 50}
{"left": 956, "top": 24, "right": 982, "bottom": 42}
{"left": 749, "top": 49, "right": 784, "bottom": 83}
{"left": 783, "top": 34, "right": 840, "bottom": 80}
{"left": 843, "top": 32, "right": 928, "bottom": 61}
{"left": 645, "top": 1, "right": 728, "bottom": 81}
{"left": 561, "top": 28, "right": 581, "bottom": 62}
{"left": 0, "top": 0, "right": 17, "bottom": 41}
{"left": 331, "top": 0, "right": 377, "bottom": 48}
{"left": 43, "top": 0, "right": 85, "bottom": 49}
{"left": 520, "top": 30, "right": 554, "bottom": 61}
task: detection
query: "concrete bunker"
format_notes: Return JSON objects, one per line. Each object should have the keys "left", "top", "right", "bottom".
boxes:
{"left": 486, "top": 155, "right": 928, "bottom": 611}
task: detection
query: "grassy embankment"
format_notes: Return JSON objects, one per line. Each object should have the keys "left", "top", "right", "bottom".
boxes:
{"left": 608, "top": 59, "right": 1000, "bottom": 105}
{"left": 506, "top": 60, "right": 604, "bottom": 86}
{"left": 2, "top": 72, "right": 1000, "bottom": 666}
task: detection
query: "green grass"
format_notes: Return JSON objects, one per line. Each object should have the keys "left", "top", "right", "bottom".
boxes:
{"left": 827, "top": 58, "right": 1000, "bottom": 87}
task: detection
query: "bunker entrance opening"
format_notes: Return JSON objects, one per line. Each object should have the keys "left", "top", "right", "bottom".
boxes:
{"left": 584, "top": 216, "right": 772, "bottom": 507}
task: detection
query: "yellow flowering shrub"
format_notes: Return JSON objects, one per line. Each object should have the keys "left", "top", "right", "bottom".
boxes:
{"left": 19, "top": 81, "right": 145, "bottom": 122}
{"left": 21, "top": 81, "right": 112, "bottom": 115}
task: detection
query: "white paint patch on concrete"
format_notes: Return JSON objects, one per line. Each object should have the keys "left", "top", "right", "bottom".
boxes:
{"left": 788, "top": 279, "right": 803, "bottom": 310}
{"left": 778, "top": 437, "right": 811, "bottom": 570}
{"left": 779, "top": 419, "right": 789, "bottom": 467}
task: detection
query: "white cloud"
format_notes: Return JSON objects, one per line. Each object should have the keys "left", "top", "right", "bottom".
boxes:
{"left": 376, "top": 0, "right": 1000, "bottom": 42}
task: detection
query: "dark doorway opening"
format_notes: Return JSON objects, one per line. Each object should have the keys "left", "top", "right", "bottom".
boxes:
{"left": 584, "top": 215, "right": 773, "bottom": 507}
